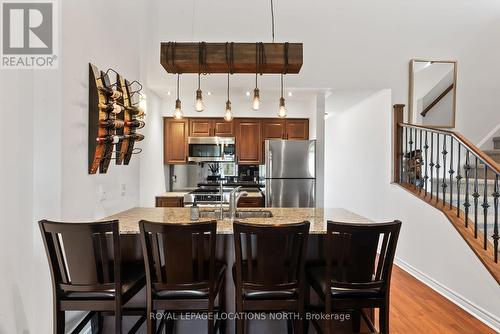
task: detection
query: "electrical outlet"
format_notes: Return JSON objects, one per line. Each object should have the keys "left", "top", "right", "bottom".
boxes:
{"left": 121, "top": 183, "right": 126, "bottom": 196}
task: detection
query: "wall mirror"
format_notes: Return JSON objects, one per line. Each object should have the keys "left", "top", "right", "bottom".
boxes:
{"left": 409, "top": 59, "right": 457, "bottom": 128}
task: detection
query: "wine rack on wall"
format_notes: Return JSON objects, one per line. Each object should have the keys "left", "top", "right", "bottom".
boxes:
{"left": 88, "top": 63, "right": 145, "bottom": 174}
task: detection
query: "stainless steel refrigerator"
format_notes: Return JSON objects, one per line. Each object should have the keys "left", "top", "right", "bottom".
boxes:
{"left": 264, "top": 140, "right": 316, "bottom": 207}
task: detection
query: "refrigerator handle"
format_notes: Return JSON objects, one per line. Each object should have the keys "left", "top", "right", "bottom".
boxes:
{"left": 268, "top": 150, "right": 272, "bottom": 179}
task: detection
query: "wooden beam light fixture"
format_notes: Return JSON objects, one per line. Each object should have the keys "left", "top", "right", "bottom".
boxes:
{"left": 160, "top": 42, "right": 302, "bottom": 74}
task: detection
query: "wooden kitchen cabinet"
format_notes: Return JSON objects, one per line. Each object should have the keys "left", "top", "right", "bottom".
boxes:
{"left": 156, "top": 196, "right": 184, "bottom": 207}
{"left": 189, "top": 118, "right": 212, "bottom": 137}
{"left": 285, "top": 119, "right": 309, "bottom": 139}
{"left": 237, "top": 196, "right": 264, "bottom": 208}
{"left": 164, "top": 117, "right": 308, "bottom": 165}
{"left": 189, "top": 118, "right": 234, "bottom": 137}
{"left": 262, "top": 119, "right": 286, "bottom": 140}
{"left": 164, "top": 118, "right": 188, "bottom": 164}
{"left": 213, "top": 120, "right": 234, "bottom": 136}
{"left": 235, "top": 119, "right": 262, "bottom": 165}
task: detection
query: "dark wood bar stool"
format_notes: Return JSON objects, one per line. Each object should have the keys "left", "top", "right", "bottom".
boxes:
{"left": 306, "top": 220, "right": 401, "bottom": 334}
{"left": 233, "top": 221, "right": 310, "bottom": 334}
{"left": 139, "top": 220, "right": 226, "bottom": 334}
{"left": 38, "top": 219, "right": 146, "bottom": 334}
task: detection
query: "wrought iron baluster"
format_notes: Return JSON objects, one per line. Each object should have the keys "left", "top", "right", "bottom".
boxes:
{"left": 442, "top": 135, "right": 448, "bottom": 205}
{"left": 456, "top": 144, "right": 462, "bottom": 217}
{"left": 493, "top": 174, "right": 499, "bottom": 263}
{"left": 435, "top": 134, "right": 441, "bottom": 201}
{"left": 449, "top": 138, "right": 454, "bottom": 209}
{"left": 405, "top": 127, "right": 408, "bottom": 183}
{"left": 399, "top": 125, "right": 404, "bottom": 183}
{"left": 473, "top": 157, "right": 479, "bottom": 239}
{"left": 464, "top": 151, "right": 471, "bottom": 228}
{"left": 430, "top": 133, "right": 435, "bottom": 200}
{"left": 419, "top": 129, "right": 423, "bottom": 191}
{"left": 410, "top": 128, "right": 414, "bottom": 186}
{"left": 424, "top": 131, "right": 429, "bottom": 194}
{"left": 482, "top": 165, "right": 489, "bottom": 250}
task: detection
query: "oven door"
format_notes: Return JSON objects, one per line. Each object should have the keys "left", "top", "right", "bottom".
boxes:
{"left": 188, "top": 137, "right": 235, "bottom": 162}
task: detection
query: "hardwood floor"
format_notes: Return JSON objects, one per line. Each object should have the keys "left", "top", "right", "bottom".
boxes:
{"left": 388, "top": 266, "right": 496, "bottom": 334}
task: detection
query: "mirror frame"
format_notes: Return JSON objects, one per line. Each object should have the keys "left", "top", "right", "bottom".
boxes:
{"left": 408, "top": 59, "right": 458, "bottom": 128}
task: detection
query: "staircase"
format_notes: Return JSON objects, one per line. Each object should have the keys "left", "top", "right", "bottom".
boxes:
{"left": 393, "top": 104, "right": 500, "bottom": 284}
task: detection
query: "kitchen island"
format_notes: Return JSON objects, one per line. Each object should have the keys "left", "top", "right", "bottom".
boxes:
{"left": 102, "top": 207, "right": 371, "bottom": 233}
{"left": 100, "top": 207, "right": 374, "bottom": 334}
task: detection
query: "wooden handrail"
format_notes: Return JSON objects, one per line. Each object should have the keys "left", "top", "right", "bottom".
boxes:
{"left": 420, "top": 84, "right": 454, "bottom": 117}
{"left": 393, "top": 104, "right": 405, "bottom": 182}
{"left": 398, "top": 122, "right": 500, "bottom": 175}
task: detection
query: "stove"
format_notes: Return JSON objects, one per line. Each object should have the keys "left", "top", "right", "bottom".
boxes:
{"left": 183, "top": 188, "right": 230, "bottom": 205}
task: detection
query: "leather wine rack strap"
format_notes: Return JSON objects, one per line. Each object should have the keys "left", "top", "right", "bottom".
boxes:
{"left": 88, "top": 63, "right": 145, "bottom": 174}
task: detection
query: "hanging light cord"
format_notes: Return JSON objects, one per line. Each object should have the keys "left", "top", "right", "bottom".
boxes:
{"left": 270, "top": 0, "right": 275, "bottom": 43}
{"left": 227, "top": 73, "right": 230, "bottom": 100}
{"left": 280, "top": 74, "right": 283, "bottom": 98}
{"left": 176, "top": 74, "right": 180, "bottom": 100}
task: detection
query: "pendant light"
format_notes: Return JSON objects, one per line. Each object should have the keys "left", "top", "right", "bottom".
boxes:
{"left": 173, "top": 74, "right": 183, "bottom": 119}
{"left": 224, "top": 73, "right": 233, "bottom": 121}
{"left": 195, "top": 42, "right": 205, "bottom": 112}
{"left": 252, "top": 43, "right": 261, "bottom": 111}
{"left": 278, "top": 74, "right": 287, "bottom": 118}
{"left": 195, "top": 73, "right": 204, "bottom": 112}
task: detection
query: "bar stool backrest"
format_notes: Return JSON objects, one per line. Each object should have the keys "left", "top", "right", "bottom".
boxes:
{"left": 38, "top": 220, "right": 121, "bottom": 295}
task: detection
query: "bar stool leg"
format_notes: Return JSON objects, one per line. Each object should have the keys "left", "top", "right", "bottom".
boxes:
{"left": 352, "top": 310, "right": 361, "bottom": 333}
{"left": 54, "top": 305, "right": 65, "bottom": 334}
{"left": 208, "top": 299, "right": 215, "bottom": 334}
{"left": 380, "top": 305, "right": 389, "bottom": 334}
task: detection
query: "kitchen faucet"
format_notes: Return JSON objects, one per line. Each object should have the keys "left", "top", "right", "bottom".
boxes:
{"left": 217, "top": 180, "right": 225, "bottom": 219}
{"left": 229, "top": 186, "right": 248, "bottom": 220}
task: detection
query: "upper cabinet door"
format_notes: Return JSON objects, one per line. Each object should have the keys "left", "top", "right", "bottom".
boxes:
{"left": 213, "top": 120, "right": 234, "bottom": 137}
{"left": 189, "top": 118, "right": 213, "bottom": 137}
{"left": 236, "top": 119, "right": 262, "bottom": 165}
{"left": 262, "top": 119, "right": 286, "bottom": 140}
{"left": 164, "top": 118, "right": 188, "bottom": 164}
{"left": 285, "top": 119, "right": 309, "bottom": 140}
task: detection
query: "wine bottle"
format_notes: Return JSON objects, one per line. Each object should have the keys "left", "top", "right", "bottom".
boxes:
{"left": 125, "top": 105, "right": 145, "bottom": 116}
{"left": 99, "top": 102, "right": 123, "bottom": 114}
{"left": 100, "top": 119, "right": 124, "bottom": 129}
{"left": 123, "top": 133, "right": 145, "bottom": 141}
{"left": 98, "top": 86, "right": 122, "bottom": 100}
{"left": 96, "top": 135, "right": 121, "bottom": 144}
{"left": 125, "top": 120, "right": 145, "bottom": 129}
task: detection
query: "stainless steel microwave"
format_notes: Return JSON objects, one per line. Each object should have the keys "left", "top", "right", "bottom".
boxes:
{"left": 187, "top": 137, "right": 235, "bottom": 162}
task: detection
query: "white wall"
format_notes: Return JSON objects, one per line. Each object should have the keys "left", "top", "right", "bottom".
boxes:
{"left": 60, "top": 0, "right": 144, "bottom": 221}
{"left": 325, "top": 89, "right": 500, "bottom": 330}
{"left": 0, "top": 0, "right": 146, "bottom": 333}
{"left": 147, "top": 0, "right": 500, "bottom": 146}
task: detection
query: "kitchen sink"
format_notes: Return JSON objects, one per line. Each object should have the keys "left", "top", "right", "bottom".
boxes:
{"left": 199, "top": 210, "right": 273, "bottom": 219}
{"left": 236, "top": 210, "right": 273, "bottom": 218}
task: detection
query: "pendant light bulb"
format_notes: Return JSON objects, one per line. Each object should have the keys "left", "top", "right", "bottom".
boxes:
{"left": 224, "top": 101, "right": 233, "bottom": 121}
{"left": 195, "top": 89, "right": 204, "bottom": 112}
{"left": 195, "top": 73, "right": 204, "bottom": 112}
{"left": 252, "top": 88, "right": 260, "bottom": 111}
{"left": 224, "top": 73, "right": 233, "bottom": 121}
{"left": 174, "top": 99, "right": 183, "bottom": 119}
{"left": 173, "top": 74, "right": 183, "bottom": 119}
{"left": 278, "top": 74, "right": 287, "bottom": 118}
{"left": 278, "top": 97, "right": 287, "bottom": 118}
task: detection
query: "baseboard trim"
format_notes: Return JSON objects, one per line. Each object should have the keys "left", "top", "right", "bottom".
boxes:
{"left": 395, "top": 257, "right": 500, "bottom": 332}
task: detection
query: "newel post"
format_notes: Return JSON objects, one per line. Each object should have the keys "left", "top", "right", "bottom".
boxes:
{"left": 393, "top": 104, "right": 405, "bottom": 183}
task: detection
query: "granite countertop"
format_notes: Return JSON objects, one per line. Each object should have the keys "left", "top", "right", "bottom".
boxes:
{"left": 157, "top": 191, "right": 263, "bottom": 198}
{"left": 102, "top": 207, "right": 371, "bottom": 234}
{"left": 156, "top": 192, "right": 189, "bottom": 197}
